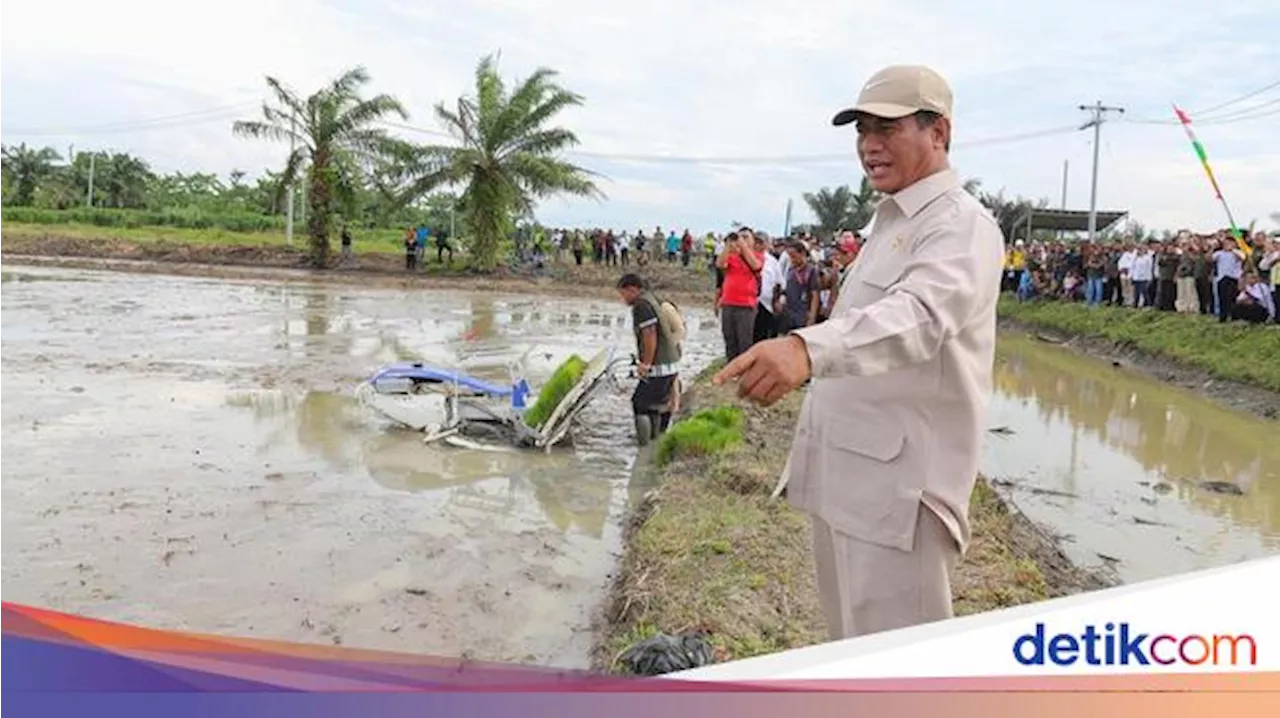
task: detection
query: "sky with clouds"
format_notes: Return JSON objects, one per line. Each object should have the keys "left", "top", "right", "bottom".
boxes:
{"left": 3, "top": 0, "right": 1278, "bottom": 234}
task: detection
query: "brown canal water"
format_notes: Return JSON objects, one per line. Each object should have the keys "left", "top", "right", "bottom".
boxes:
{"left": 0, "top": 266, "right": 722, "bottom": 667}
{"left": 984, "top": 333, "right": 1280, "bottom": 583}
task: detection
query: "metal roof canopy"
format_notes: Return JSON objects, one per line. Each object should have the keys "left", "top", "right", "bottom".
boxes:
{"left": 1012, "top": 208, "right": 1128, "bottom": 236}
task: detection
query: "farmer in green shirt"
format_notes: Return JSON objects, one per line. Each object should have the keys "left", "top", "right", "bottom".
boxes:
{"left": 616, "top": 273, "right": 682, "bottom": 445}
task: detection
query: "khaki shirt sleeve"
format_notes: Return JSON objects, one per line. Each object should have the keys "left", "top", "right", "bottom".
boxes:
{"left": 794, "top": 205, "right": 1002, "bottom": 379}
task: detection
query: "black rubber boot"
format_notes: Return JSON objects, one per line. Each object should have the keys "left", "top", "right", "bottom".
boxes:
{"left": 634, "top": 414, "right": 654, "bottom": 446}
{"left": 656, "top": 412, "right": 672, "bottom": 435}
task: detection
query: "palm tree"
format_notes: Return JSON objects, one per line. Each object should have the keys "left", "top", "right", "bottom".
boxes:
{"left": 802, "top": 177, "right": 880, "bottom": 236}
{"left": 234, "top": 67, "right": 409, "bottom": 267}
{"left": 975, "top": 188, "right": 1050, "bottom": 242}
{"left": 98, "top": 152, "right": 155, "bottom": 208}
{"left": 398, "top": 54, "right": 602, "bottom": 271}
{"left": 1, "top": 144, "right": 62, "bottom": 206}
{"left": 847, "top": 176, "right": 881, "bottom": 230}
{"left": 802, "top": 185, "right": 855, "bottom": 237}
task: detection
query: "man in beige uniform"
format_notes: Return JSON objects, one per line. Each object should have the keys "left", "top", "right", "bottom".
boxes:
{"left": 714, "top": 65, "right": 1004, "bottom": 639}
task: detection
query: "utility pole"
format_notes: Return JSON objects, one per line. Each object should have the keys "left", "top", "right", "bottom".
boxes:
{"left": 1057, "top": 159, "right": 1068, "bottom": 240}
{"left": 1078, "top": 101, "right": 1124, "bottom": 243}
{"left": 1060, "top": 159, "right": 1068, "bottom": 210}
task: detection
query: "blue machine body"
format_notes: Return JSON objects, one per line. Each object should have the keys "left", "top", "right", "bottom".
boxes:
{"left": 368, "top": 362, "right": 514, "bottom": 398}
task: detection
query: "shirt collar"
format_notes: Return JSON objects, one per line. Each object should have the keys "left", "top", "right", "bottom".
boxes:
{"left": 887, "top": 168, "right": 961, "bottom": 219}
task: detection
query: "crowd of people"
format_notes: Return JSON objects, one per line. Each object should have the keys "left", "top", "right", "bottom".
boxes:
{"left": 615, "top": 224, "right": 867, "bottom": 444}
{"left": 711, "top": 227, "right": 864, "bottom": 361}
{"left": 399, "top": 224, "right": 455, "bottom": 269}
{"left": 1005, "top": 230, "right": 1280, "bottom": 325}
{"left": 519, "top": 226, "right": 718, "bottom": 269}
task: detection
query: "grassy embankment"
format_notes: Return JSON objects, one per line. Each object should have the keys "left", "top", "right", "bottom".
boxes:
{"left": 597, "top": 362, "right": 1106, "bottom": 672}
{"left": 0, "top": 221, "right": 719, "bottom": 297}
{"left": 997, "top": 295, "right": 1280, "bottom": 392}
{"left": 1, "top": 220, "right": 417, "bottom": 256}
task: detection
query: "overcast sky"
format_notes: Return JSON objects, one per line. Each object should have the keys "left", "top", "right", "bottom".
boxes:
{"left": 3, "top": 0, "right": 1277, "bottom": 234}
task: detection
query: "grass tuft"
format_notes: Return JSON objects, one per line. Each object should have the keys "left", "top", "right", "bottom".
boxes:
{"left": 655, "top": 406, "right": 744, "bottom": 466}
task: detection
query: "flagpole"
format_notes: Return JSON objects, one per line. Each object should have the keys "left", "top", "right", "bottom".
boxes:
{"left": 1172, "top": 104, "right": 1250, "bottom": 257}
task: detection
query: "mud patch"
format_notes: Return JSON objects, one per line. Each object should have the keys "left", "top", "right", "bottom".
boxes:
{"left": 1, "top": 266, "right": 723, "bottom": 668}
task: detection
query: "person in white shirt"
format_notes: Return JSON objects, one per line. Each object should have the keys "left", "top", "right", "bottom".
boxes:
{"left": 1130, "top": 244, "right": 1155, "bottom": 308}
{"left": 1212, "top": 237, "right": 1246, "bottom": 322}
{"left": 810, "top": 240, "right": 825, "bottom": 266}
{"left": 753, "top": 234, "right": 786, "bottom": 343}
{"left": 619, "top": 231, "right": 632, "bottom": 266}
{"left": 776, "top": 238, "right": 793, "bottom": 277}
{"left": 1117, "top": 243, "right": 1137, "bottom": 307}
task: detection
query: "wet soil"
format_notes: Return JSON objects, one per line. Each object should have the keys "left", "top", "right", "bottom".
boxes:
{"left": 1, "top": 265, "right": 723, "bottom": 668}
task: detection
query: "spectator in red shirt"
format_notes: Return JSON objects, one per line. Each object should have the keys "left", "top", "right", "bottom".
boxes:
{"left": 680, "top": 230, "right": 695, "bottom": 267}
{"left": 716, "top": 228, "right": 764, "bottom": 361}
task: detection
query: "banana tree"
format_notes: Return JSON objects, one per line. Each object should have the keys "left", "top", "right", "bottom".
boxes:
{"left": 234, "top": 67, "right": 410, "bottom": 267}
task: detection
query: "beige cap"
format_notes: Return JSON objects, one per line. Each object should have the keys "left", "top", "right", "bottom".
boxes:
{"left": 832, "top": 65, "right": 953, "bottom": 126}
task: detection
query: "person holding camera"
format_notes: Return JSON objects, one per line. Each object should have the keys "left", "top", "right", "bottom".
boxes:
{"left": 715, "top": 228, "right": 764, "bottom": 361}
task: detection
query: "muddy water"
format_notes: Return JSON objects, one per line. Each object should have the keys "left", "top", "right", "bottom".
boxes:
{"left": 0, "top": 266, "right": 720, "bottom": 667}
{"left": 984, "top": 333, "right": 1280, "bottom": 583}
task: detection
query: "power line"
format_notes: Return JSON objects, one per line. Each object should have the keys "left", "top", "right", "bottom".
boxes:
{"left": 379, "top": 120, "right": 1082, "bottom": 165}
{"left": 1192, "top": 79, "right": 1280, "bottom": 117}
{"left": 4, "top": 101, "right": 257, "bottom": 136}
{"left": 1196, "top": 100, "right": 1280, "bottom": 123}
{"left": 1126, "top": 101, "right": 1280, "bottom": 126}
{"left": 1125, "top": 79, "right": 1279, "bottom": 124}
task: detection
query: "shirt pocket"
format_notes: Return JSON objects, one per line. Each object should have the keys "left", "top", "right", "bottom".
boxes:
{"left": 858, "top": 255, "right": 905, "bottom": 292}
{"left": 816, "top": 410, "right": 923, "bottom": 549}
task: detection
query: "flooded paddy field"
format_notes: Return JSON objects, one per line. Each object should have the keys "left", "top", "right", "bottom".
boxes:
{"left": 4, "top": 264, "right": 1276, "bottom": 666}
{"left": 0, "top": 266, "right": 720, "bottom": 667}
{"left": 984, "top": 334, "right": 1279, "bottom": 583}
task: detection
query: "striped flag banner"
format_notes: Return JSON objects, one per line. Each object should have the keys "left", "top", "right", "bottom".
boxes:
{"left": 1172, "top": 104, "right": 1251, "bottom": 256}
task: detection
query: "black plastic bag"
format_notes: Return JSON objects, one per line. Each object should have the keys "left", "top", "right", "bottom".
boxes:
{"left": 616, "top": 632, "right": 715, "bottom": 676}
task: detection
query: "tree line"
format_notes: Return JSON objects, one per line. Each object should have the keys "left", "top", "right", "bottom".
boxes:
{"left": 14, "top": 52, "right": 1237, "bottom": 270}
{"left": 800, "top": 175, "right": 1068, "bottom": 243}
{"left": 3, "top": 55, "right": 600, "bottom": 270}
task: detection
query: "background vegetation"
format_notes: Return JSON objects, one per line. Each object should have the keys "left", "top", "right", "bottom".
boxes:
{"left": 998, "top": 295, "right": 1280, "bottom": 392}
{"left": 2, "top": 55, "right": 596, "bottom": 271}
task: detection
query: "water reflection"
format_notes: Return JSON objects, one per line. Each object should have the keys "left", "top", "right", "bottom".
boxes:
{"left": 460, "top": 296, "right": 498, "bottom": 342}
{"left": 225, "top": 389, "right": 615, "bottom": 539}
{"left": 986, "top": 334, "right": 1280, "bottom": 579}
{"left": 304, "top": 291, "right": 331, "bottom": 337}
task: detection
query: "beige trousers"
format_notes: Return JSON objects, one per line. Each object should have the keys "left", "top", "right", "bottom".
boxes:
{"left": 812, "top": 504, "right": 960, "bottom": 640}
{"left": 1175, "top": 277, "right": 1198, "bottom": 314}
{"left": 1120, "top": 277, "right": 1135, "bottom": 307}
